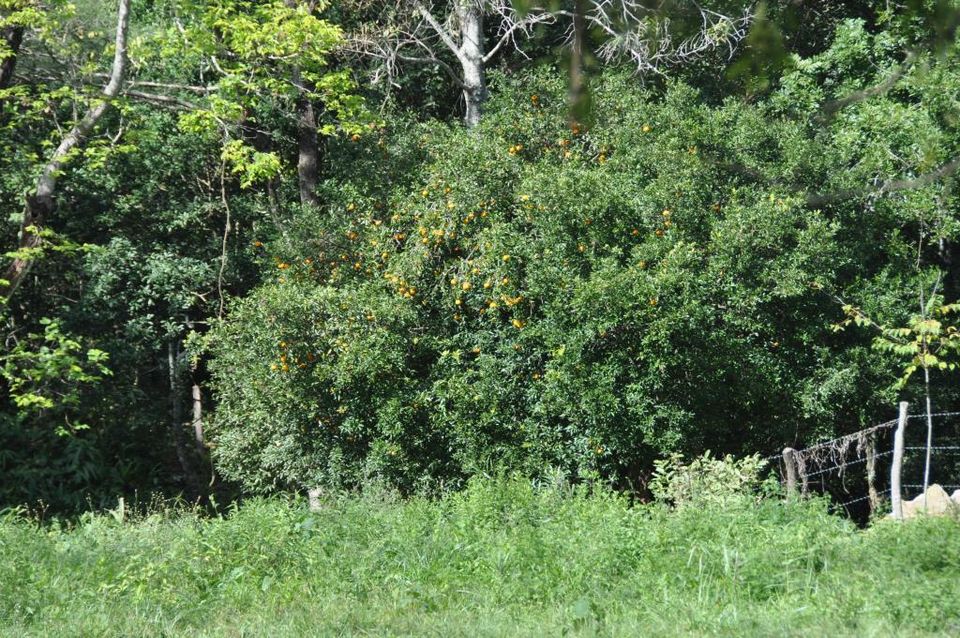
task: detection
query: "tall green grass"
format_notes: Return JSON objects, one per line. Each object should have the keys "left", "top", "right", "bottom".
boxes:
{"left": 1, "top": 478, "right": 958, "bottom": 636}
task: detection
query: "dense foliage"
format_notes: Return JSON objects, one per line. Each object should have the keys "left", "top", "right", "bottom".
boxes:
{"left": 1, "top": 0, "right": 960, "bottom": 509}
{"left": 207, "top": 53, "right": 960, "bottom": 493}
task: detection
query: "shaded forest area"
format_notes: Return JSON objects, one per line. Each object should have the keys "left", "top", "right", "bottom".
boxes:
{"left": 2, "top": 0, "right": 960, "bottom": 513}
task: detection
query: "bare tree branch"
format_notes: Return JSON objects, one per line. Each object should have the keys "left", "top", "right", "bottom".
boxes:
{"left": 483, "top": 1, "right": 556, "bottom": 63}
{"left": 96, "top": 75, "right": 215, "bottom": 94}
{"left": 345, "top": 0, "right": 554, "bottom": 125}
{"left": 562, "top": 1, "right": 754, "bottom": 75}
{"left": 343, "top": 30, "right": 468, "bottom": 89}
{"left": 820, "top": 50, "right": 918, "bottom": 118}
{"left": 805, "top": 156, "right": 960, "bottom": 207}
{"left": 345, "top": 1, "right": 753, "bottom": 125}
{"left": 125, "top": 89, "right": 198, "bottom": 110}
{"left": 414, "top": 1, "right": 468, "bottom": 64}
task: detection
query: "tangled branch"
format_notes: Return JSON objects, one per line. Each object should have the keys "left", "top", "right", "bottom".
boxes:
{"left": 564, "top": 0, "right": 755, "bottom": 75}
{"left": 343, "top": 0, "right": 555, "bottom": 89}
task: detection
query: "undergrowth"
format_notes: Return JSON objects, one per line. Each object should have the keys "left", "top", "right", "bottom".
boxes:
{"left": 1, "top": 477, "right": 958, "bottom": 637}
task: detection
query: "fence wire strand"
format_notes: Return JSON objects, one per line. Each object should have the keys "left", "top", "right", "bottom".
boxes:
{"left": 803, "top": 450, "right": 894, "bottom": 479}
{"left": 903, "top": 484, "right": 960, "bottom": 490}
{"left": 907, "top": 411, "right": 960, "bottom": 420}
{"left": 798, "top": 418, "right": 899, "bottom": 455}
{"left": 768, "top": 411, "right": 960, "bottom": 463}
{"left": 837, "top": 494, "right": 875, "bottom": 508}
{"left": 766, "top": 408, "right": 959, "bottom": 515}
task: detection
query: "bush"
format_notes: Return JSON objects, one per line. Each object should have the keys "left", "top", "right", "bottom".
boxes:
{"left": 205, "top": 64, "right": 934, "bottom": 494}
{"left": 649, "top": 451, "right": 771, "bottom": 507}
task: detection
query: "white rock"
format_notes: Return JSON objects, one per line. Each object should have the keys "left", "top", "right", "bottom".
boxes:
{"left": 901, "top": 484, "right": 956, "bottom": 518}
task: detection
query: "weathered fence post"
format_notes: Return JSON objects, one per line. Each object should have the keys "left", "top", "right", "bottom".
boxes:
{"left": 191, "top": 383, "right": 204, "bottom": 456}
{"left": 866, "top": 431, "right": 879, "bottom": 515}
{"left": 307, "top": 487, "right": 323, "bottom": 512}
{"left": 783, "top": 447, "right": 798, "bottom": 501}
{"left": 891, "top": 401, "right": 909, "bottom": 520}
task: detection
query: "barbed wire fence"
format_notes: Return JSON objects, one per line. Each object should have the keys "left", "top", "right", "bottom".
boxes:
{"left": 765, "top": 403, "right": 960, "bottom": 520}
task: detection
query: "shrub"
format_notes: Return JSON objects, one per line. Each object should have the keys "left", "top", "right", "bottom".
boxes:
{"left": 649, "top": 451, "right": 771, "bottom": 507}
{"left": 205, "top": 64, "right": 933, "bottom": 494}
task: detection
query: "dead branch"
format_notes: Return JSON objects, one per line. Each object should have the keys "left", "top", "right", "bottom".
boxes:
{"left": 820, "top": 50, "right": 918, "bottom": 118}
{"left": 561, "top": 0, "right": 755, "bottom": 75}
{"left": 805, "top": 155, "right": 960, "bottom": 208}
{"left": 343, "top": 0, "right": 554, "bottom": 90}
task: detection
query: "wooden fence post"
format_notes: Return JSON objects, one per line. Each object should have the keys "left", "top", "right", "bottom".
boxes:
{"left": 891, "top": 401, "right": 909, "bottom": 520}
{"left": 866, "top": 431, "right": 879, "bottom": 516}
{"left": 308, "top": 487, "right": 323, "bottom": 512}
{"left": 783, "top": 447, "right": 798, "bottom": 501}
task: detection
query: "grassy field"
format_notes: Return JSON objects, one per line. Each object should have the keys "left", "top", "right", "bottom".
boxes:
{"left": 2, "top": 478, "right": 959, "bottom": 637}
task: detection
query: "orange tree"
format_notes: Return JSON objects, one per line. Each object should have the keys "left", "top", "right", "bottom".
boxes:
{"left": 202, "top": 60, "right": 917, "bottom": 493}
{"left": 203, "top": 16, "right": 960, "bottom": 494}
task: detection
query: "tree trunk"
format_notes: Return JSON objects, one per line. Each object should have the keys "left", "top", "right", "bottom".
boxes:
{"left": 568, "top": 0, "right": 589, "bottom": 123}
{"left": 0, "top": 25, "right": 24, "bottom": 91}
{"left": 458, "top": 3, "right": 487, "bottom": 128}
{"left": 285, "top": 0, "right": 321, "bottom": 206}
{"left": 293, "top": 67, "right": 320, "bottom": 208}
{"left": 169, "top": 340, "right": 199, "bottom": 496}
{"left": 1, "top": 0, "right": 131, "bottom": 302}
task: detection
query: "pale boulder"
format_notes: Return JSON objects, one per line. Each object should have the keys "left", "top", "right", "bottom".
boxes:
{"left": 900, "top": 484, "right": 958, "bottom": 519}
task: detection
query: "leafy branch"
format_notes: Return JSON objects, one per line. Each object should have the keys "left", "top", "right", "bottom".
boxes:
{"left": 834, "top": 297, "right": 960, "bottom": 389}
